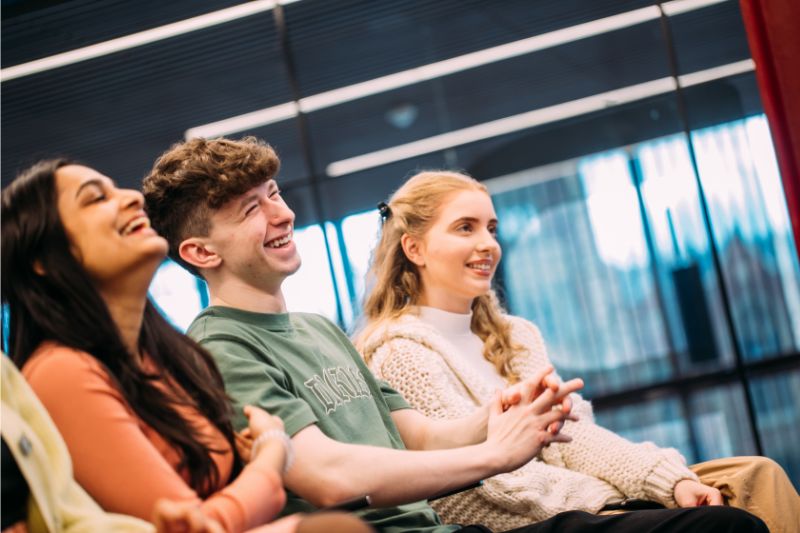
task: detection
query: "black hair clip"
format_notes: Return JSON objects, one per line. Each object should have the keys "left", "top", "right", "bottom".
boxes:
{"left": 377, "top": 201, "right": 392, "bottom": 223}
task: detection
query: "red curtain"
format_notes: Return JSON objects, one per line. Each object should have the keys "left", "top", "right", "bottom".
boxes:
{"left": 740, "top": 0, "right": 800, "bottom": 254}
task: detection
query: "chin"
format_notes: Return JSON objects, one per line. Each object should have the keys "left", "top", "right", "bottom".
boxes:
{"left": 469, "top": 285, "right": 492, "bottom": 300}
{"left": 286, "top": 254, "right": 302, "bottom": 273}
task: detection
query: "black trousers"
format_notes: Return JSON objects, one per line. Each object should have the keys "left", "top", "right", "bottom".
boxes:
{"left": 456, "top": 506, "right": 768, "bottom": 533}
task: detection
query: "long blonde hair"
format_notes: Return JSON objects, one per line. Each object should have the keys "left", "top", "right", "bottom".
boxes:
{"left": 358, "top": 170, "right": 521, "bottom": 383}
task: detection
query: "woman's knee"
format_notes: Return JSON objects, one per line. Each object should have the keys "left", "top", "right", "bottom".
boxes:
{"left": 741, "top": 455, "right": 790, "bottom": 485}
{"left": 746, "top": 455, "right": 781, "bottom": 472}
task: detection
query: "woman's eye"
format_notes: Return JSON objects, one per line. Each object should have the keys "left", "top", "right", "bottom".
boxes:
{"left": 87, "top": 193, "right": 106, "bottom": 204}
{"left": 245, "top": 204, "right": 258, "bottom": 216}
{"left": 269, "top": 188, "right": 282, "bottom": 199}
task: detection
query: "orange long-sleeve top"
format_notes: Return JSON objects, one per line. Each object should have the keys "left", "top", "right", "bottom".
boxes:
{"left": 22, "top": 341, "right": 287, "bottom": 533}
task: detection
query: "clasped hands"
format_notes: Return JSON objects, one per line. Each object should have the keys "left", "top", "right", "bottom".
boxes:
{"left": 498, "top": 365, "right": 584, "bottom": 439}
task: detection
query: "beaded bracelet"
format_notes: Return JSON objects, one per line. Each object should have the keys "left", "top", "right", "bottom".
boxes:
{"left": 251, "top": 430, "right": 295, "bottom": 475}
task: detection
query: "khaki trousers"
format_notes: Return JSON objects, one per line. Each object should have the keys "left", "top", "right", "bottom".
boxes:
{"left": 691, "top": 456, "right": 800, "bottom": 533}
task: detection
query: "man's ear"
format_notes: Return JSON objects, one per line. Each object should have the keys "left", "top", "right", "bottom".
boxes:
{"left": 400, "top": 233, "right": 425, "bottom": 267}
{"left": 179, "top": 238, "right": 222, "bottom": 271}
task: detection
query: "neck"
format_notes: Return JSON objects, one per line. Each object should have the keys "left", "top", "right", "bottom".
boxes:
{"left": 208, "top": 276, "right": 287, "bottom": 313}
{"left": 98, "top": 276, "right": 151, "bottom": 358}
{"left": 418, "top": 289, "right": 474, "bottom": 314}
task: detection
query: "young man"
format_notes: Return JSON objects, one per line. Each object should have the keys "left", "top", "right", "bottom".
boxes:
{"left": 142, "top": 137, "right": 767, "bottom": 533}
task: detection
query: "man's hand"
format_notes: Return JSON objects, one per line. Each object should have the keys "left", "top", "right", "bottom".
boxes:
{"left": 500, "top": 366, "right": 582, "bottom": 434}
{"left": 674, "top": 479, "right": 724, "bottom": 507}
{"left": 485, "top": 376, "right": 584, "bottom": 472}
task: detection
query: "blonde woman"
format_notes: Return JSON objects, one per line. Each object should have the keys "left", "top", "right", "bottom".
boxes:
{"left": 357, "top": 170, "right": 798, "bottom": 533}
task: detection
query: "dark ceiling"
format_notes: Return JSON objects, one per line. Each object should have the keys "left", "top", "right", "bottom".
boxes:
{"left": 1, "top": 0, "right": 760, "bottom": 225}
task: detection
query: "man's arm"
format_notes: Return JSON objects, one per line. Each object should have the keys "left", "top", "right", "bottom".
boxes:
{"left": 286, "top": 382, "right": 579, "bottom": 508}
{"left": 390, "top": 369, "right": 582, "bottom": 451}
{"left": 389, "top": 407, "right": 489, "bottom": 450}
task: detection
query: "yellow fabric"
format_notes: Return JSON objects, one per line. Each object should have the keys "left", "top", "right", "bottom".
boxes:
{"left": 1, "top": 355, "right": 153, "bottom": 533}
{"left": 691, "top": 456, "right": 800, "bottom": 533}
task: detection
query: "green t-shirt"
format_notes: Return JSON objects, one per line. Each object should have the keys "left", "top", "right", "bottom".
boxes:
{"left": 188, "top": 306, "right": 458, "bottom": 533}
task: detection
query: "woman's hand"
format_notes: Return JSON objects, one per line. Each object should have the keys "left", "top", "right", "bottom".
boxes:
{"left": 244, "top": 405, "right": 285, "bottom": 439}
{"left": 152, "top": 499, "right": 224, "bottom": 533}
{"left": 500, "top": 367, "right": 581, "bottom": 435}
{"left": 235, "top": 428, "right": 254, "bottom": 463}
{"left": 243, "top": 405, "right": 290, "bottom": 473}
{"left": 673, "top": 479, "right": 724, "bottom": 507}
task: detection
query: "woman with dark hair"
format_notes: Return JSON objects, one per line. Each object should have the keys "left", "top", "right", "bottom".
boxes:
{"left": 1, "top": 160, "right": 369, "bottom": 533}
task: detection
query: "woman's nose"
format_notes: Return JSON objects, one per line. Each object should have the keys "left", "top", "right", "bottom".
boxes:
{"left": 121, "top": 188, "right": 145, "bottom": 209}
{"left": 477, "top": 232, "right": 499, "bottom": 253}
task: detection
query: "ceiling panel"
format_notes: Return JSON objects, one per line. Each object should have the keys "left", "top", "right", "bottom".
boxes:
{"left": 1, "top": 0, "right": 761, "bottom": 227}
{"left": 2, "top": 11, "right": 291, "bottom": 188}
{"left": 283, "top": 0, "right": 656, "bottom": 96}
{"left": 2, "top": 0, "right": 244, "bottom": 67}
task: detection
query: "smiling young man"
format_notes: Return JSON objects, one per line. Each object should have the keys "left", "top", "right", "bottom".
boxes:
{"left": 141, "top": 137, "right": 768, "bottom": 533}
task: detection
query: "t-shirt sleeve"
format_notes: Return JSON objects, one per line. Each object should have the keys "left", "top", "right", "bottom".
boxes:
{"left": 199, "top": 336, "right": 318, "bottom": 437}
{"left": 377, "top": 379, "right": 411, "bottom": 412}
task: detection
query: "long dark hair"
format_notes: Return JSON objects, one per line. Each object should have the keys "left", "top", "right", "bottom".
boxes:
{"left": 1, "top": 159, "right": 240, "bottom": 495}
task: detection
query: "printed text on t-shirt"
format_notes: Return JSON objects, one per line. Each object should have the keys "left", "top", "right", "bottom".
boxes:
{"left": 304, "top": 366, "right": 372, "bottom": 414}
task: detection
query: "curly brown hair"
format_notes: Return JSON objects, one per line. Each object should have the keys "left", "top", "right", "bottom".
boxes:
{"left": 142, "top": 137, "right": 280, "bottom": 276}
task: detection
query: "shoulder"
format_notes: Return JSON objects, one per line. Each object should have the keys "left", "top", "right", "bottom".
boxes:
{"left": 359, "top": 315, "right": 451, "bottom": 378}
{"left": 187, "top": 307, "right": 250, "bottom": 340}
{"left": 189, "top": 308, "right": 277, "bottom": 360}
{"left": 21, "top": 342, "right": 123, "bottom": 410}
{"left": 502, "top": 315, "right": 553, "bottom": 374}
{"left": 290, "top": 313, "right": 353, "bottom": 349}
{"left": 291, "top": 312, "right": 340, "bottom": 333}
{"left": 505, "top": 315, "right": 544, "bottom": 340}
{"left": 358, "top": 313, "right": 442, "bottom": 358}
{"left": 22, "top": 342, "right": 111, "bottom": 385}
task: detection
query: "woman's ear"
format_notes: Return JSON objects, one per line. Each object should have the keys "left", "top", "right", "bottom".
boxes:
{"left": 179, "top": 238, "right": 222, "bottom": 271}
{"left": 32, "top": 259, "right": 46, "bottom": 276}
{"left": 400, "top": 233, "right": 425, "bottom": 267}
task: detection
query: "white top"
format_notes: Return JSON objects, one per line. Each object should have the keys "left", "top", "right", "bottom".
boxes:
{"left": 418, "top": 306, "right": 506, "bottom": 390}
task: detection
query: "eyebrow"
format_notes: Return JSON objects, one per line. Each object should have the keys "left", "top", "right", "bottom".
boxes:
{"left": 237, "top": 192, "right": 259, "bottom": 211}
{"left": 452, "top": 216, "right": 498, "bottom": 225}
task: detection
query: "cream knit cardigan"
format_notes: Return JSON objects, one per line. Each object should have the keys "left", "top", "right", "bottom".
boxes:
{"left": 360, "top": 313, "right": 699, "bottom": 530}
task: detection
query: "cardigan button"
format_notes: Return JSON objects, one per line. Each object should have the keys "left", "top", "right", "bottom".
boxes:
{"left": 18, "top": 434, "right": 32, "bottom": 456}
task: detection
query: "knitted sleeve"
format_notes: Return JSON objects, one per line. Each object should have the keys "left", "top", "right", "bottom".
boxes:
{"left": 509, "top": 318, "right": 698, "bottom": 507}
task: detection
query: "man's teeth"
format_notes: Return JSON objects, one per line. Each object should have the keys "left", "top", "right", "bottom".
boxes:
{"left": 122, "top": 218, "right": 150, "bottom": 236}
{"left": 266, "top": 233, "right": 292, "bottom": 248}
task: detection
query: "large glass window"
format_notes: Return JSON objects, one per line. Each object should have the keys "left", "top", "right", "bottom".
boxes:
{"left": 339, "top": 210, "right": 382, "bottom": 330}
{"left": 490, "top": 116, "right": 800, "bottom": 390}
{"left": 149, "top": 260, "right": 207, "bottom": 332}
